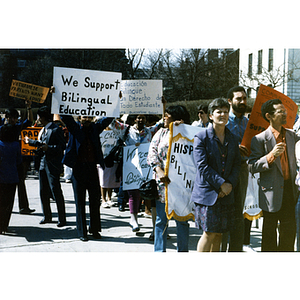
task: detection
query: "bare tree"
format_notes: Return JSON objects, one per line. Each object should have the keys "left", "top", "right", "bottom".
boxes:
{"left": 126, "top": 48, "right": 146, "bottom": 79}
{"left": 240, "top": 61, "right": 300, "bottom": 92}
{"left": 125, "top": 48, "right": 240, "bottom": 102}
{"left": 143, "top": 48, "right": 173, "bottom": 78}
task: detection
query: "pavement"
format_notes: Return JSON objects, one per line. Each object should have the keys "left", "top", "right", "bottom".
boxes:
{"left": 1, "top": 173, "right": 283, "bottom": 300}
{"left": 0, "top": 173, "right": 263, "bottom": 252}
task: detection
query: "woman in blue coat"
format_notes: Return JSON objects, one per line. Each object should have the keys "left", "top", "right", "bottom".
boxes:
{"left": 190, "top": 98, "right": 241, "bottom": 252}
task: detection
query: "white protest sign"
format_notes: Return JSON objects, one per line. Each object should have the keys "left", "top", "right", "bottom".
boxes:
{"left": 165, "top": 123, "right": 205, "bottom": 221}
{"left": 51, "top": 67, "right": 122, "bottom": 117}
{"left": 122, "top": 143, "right": 152, "bottom": 191}
{"left": 100, "top": 130, "right": 118, "bottom": 158}
{"left": 120, "top": 80, "right": 163, "bottom": 115}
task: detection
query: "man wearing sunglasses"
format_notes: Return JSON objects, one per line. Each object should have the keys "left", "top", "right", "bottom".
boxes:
{"left": 191, "top": 104, "right": 209, "bottom": 128}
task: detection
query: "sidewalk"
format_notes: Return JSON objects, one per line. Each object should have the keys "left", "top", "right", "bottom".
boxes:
{"left": 0, "top": 174, "right": 263, "bottom": 252}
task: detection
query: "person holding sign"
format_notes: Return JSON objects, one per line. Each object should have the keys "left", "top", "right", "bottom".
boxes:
{"left": 60, "top": 114, "right": 114, "bottom": 241}
{"left": 110, "top": 114, "right": 163, "bottom": 232}
{"left": 191, "top": 98, "right": 241, "bottom": 252}
{"left": 147, "top": 105, "right": 191, "bottom": 252}
{"left": 248, "top": 99, "right": 300, "bottom": 251}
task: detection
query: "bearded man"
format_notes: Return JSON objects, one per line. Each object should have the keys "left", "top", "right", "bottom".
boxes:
{"left": 221, "top": 86, "right": 251, "bottom": 252}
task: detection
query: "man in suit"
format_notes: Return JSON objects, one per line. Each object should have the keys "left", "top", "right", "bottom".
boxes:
{"left": 60, "top": 115, "right": 114, "bottom": 241}
{"left": 24, "top": 106, "right": 66, "bottom": 227}
{"left": 248, "top": 99, "right": 300, "bottom": 251}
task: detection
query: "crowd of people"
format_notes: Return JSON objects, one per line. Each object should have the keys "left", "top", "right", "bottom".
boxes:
{"left": 1, "top": 85, "right": 300, "bottom": 252}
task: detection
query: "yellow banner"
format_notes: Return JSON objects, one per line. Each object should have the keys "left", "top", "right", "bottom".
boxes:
{"left": 21, "top": 127, "right": 42, "bottom": 156}
{"left": 9, "top": 80, "right": 49, "bottom": 103}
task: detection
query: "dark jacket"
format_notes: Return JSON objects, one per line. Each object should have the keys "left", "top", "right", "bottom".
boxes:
{"left": 0, "top": 140, "right": 22, "bottom": 183}
{"left": 61, "top": 115, "right": 114, "bottom": 169}
{"left": 190, "top": 124, "right": 241, "bottom": 206}
{"left": 29, "top": 122, "right": 66, "bottom": 175}
{"left": 0, "top": 118, "right": 32, "bottom": 143}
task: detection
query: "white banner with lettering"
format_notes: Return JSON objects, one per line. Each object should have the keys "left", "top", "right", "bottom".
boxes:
{"left": 120, "top": 79, "right": 163, "bottom": 115}
{"left": 165, "top": 123, "right": 205, "bottom": 221}
{"left": 100, "top": 130, "right": 118, "bottom": 158}
{"left": 122, "top": 143, "right": 152, "bottom": 191}
{"left": 51, "top": 66, "right": 122, "bottom": 117}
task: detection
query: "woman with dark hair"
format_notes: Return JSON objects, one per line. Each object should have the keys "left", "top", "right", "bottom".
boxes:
{"left": 191, "top": 98, "right": 241, "bottom": 252}
{"left": 0, "top": 124, "right": 22, "bottom": 234}
{"left": 109, "top": 113, "right": 164, "bottom": 232}
{"left": 147, "top": 105, "right": 191, "bottom": 252}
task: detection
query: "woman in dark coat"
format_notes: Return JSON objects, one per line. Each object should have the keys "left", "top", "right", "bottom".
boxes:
{"left": 190, "top": 98, "right": 241, "bottom": 252}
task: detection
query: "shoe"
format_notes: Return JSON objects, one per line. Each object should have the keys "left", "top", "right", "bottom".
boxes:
{"left": 102, "top": 202, "right": 110, "bottom": 208}
{"left": 118, "top": 205, "right": 125, "bottom": 212}
{"left": 80, "top": 236, "right": 88, "bottom": 242}
{"left": 132, "top": 226, "right": 140, "bottom": 232}
{"left": 57, "top": 221, "right": 66, "bottom": 227}
{"left": 129, "top": 223, "right": 140, "bottom": 232}
{"left": 92, "top": 232, "right": 102, "bottom": 239}
{"left": 19, "top": 208, "right": 35, "bottom": 214}
{"left": 39, "top": 218, "right": 52, "bottom": 224}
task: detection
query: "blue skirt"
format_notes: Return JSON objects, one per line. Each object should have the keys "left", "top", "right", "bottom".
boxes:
{"left": 194, "top": 200, "right": 235, "bottom": 233}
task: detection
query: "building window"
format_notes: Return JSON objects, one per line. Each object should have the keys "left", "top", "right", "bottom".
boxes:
{"left": 248, "top": 53, "right": 253, "bottom": 76}
{"left": 268, "top": 48, "right": 273, "bottom": 71}
{"left": 257, "top": 50, "right": 263, "bottom": 74}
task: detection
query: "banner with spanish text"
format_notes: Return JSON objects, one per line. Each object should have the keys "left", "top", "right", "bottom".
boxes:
{"left": 165, "top": 123, "right": 205, "bottom": 221}
{"left": 120, "top": 80, "right": 163, "bottom": 115}
{"left": 241, "top": 84, "right": 298, "bottom": 153}
{"left": 9, "top": 80, "right": 49, "bottom": 103}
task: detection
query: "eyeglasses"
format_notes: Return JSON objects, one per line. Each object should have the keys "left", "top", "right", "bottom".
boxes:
{"left": 198, "top": 111, "right": 205, "bottom": 115}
